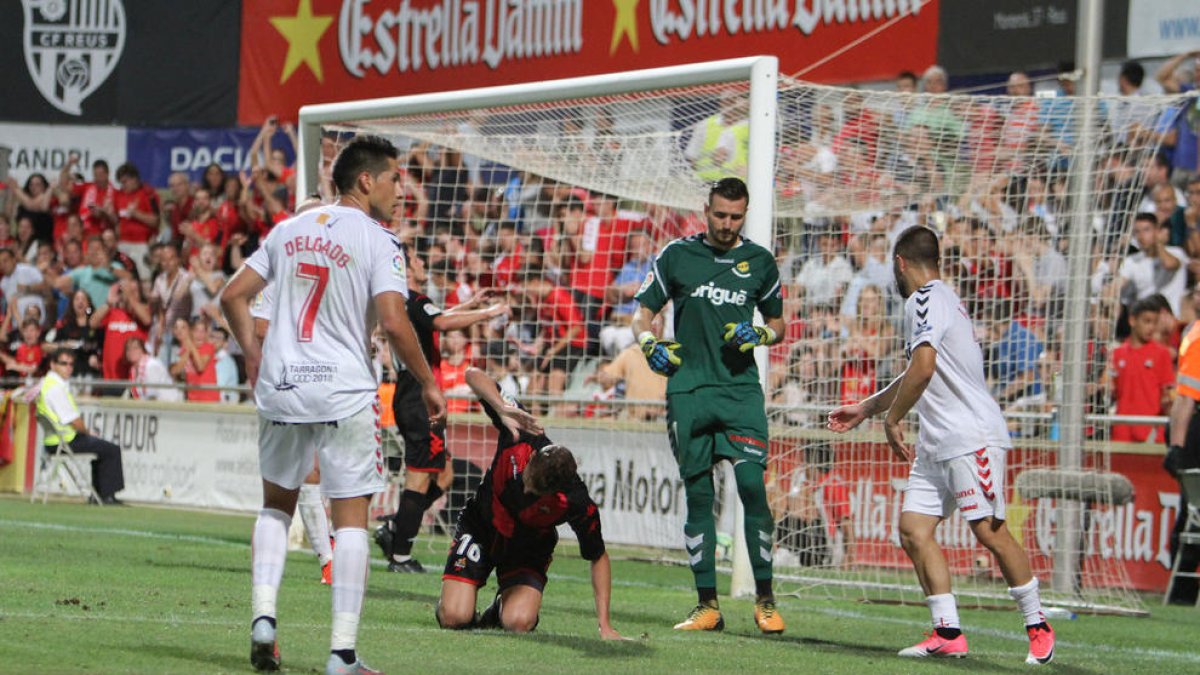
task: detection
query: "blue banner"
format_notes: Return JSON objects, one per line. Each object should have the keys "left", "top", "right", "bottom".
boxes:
{"left": 125, "top": 127, "right": 294, "bottom": 188}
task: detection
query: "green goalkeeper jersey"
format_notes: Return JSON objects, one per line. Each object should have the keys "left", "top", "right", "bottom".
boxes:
{"left": 635, "top": 233, "right": 784, "bottom": 395}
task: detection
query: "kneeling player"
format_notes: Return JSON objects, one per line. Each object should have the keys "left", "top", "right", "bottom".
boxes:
{"left": 435, "top": 367, "right": 623, "bottom": 640}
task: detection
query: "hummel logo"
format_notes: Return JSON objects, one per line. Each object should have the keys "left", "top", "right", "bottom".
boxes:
{"left": 916, "top": 296, "right": 930, "bottom": 306}
{"left": 916, "top": 308, "right": 929, "bottom": 320}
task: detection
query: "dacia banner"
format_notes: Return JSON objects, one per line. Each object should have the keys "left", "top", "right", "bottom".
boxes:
{"left": 125, "top": 127, "right": 296, "bottom": 188}
{"left": 0, "top": 0, "right": 240, "bottom": 125}
{"left": 237, "top": 0, "right": 939, "bottom": 124}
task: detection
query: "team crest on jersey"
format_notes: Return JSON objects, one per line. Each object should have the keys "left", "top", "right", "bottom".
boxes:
{"left": 637, "top": 271, "right": 655, "bottom": 295}
{"left": 22, "top": 0, "right": 127, "bottom": 115}
{"left": 733, "top": 260, "right": 751, "bottom": 278}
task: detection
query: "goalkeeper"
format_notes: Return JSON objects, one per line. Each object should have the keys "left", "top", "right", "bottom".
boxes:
{"left": 631, "top": 177, "right": 786, "bottom": 634}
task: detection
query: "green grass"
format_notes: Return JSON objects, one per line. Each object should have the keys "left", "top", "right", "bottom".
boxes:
{"left": 2, "top": 497, "right": 1198, "bottom": 674}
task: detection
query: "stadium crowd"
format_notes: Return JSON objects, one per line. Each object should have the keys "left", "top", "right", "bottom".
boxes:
{"left": 0, "top": 54, "right": 1198, "bottom": 444}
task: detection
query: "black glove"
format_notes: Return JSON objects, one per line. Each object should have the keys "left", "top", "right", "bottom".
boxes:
{"left": 1165, "top": 444, "right": 1184, "bottom": 479}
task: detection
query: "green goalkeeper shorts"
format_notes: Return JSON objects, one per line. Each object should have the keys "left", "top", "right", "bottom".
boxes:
{"left": 666, "top": 384, "right": 769, "bottom": 479}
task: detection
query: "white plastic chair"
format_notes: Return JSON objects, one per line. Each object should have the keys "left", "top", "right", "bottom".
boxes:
{"left": 30, "top": 413, "right": 99, "bottom": 505}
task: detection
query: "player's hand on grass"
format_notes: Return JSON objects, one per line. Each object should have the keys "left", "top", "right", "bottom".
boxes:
{"left": 883, "top": 418, "right": 914, "bottom": 463}
{"left": 722, "top": 321, "right": 776, "bottom": 353}
{"left": 638, "top": 332, "right": 681, "bottom": 376}
{"left": 826, "top": 403, "right": 867, "bottom": 433}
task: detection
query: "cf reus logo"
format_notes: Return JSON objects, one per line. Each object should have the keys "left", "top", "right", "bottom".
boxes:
{"left": 22, "top": 0, "right": 126, "bottom": 115}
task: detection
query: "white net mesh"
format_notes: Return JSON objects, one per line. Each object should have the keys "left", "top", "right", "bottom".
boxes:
{"left": 319, "top": 73, "right": 1197, "bottom": 615}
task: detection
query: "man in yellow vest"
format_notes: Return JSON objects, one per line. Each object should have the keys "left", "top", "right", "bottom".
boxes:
{"left": 685, "top": 89, "right": 750, "bottom": 182}
{"left": 37, "top": 347, "right": 125, "bottom": 505}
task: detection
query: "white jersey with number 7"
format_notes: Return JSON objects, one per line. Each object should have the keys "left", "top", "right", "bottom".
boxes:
{"left": 246, "top": 205, "right": 408, "bottom": 423}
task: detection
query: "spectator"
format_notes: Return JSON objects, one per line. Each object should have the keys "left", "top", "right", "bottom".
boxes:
{"left": 168, "top": 317, "right": 218, "bottom": 402}
{"left": 896, "top": 70, "right": 918, "bottom": 93}
{"left": 1110, "top": 59, "right": 1160, "bottom": 145}
{"left": 1139, "top": 153, "right": 1185, "bottom": 215}
{"left": 1175, "top": 176, "right": 1200, "bottom": 275}
{"left": 124, "top": 336, "right": 181, "bottom": 402}
{"left": 1155, "top": 50, "right": 1200, "bottom": 187}
{"left": 99, "top": 228, "right": 139, "bottom": 283}
{"left": 1009, "top": 216, "right": 1067, "bottom": 319}
{"left": 200, "top": 163, "right": 225, "bottom": 200}
{"left": 179, "top": 187, "right": 220, "bottom": 259}
{"left": 14, "top": 214, "right": 39, "bottom": 263}
{"left": 1151, "top": 181, "right": 1185, "bottom": 234}
{"left": 985, "top": 300, "right": 1044, "bottom": 404}
{"left": 840, "top": 232, "right": 893, "bottom": 319}
{"left": 439, "top": 329, "right": 474, "bottom": 414}
{"left": 62, "top": 157, "right": 115, "bottom": 236}
{"left": 490, "top": 220, "right": 523, "bottom": 288}
{"left": 57, "top": 235, "right": 122, "bottom": 311}
{"left": 4, "top": 173, "right": 54, "bottom": 243}
{"left": 1119, "top": 212, "right": 1188, "bottom": 316}
{"left": 0, "top": 247, "right": 48, "bottom": 326}
{"left": 773, "top": 443, "right": 852, "bottom": 568}
{"left": 685, "top": 88, "right": 749, "bottom": 181}
{"left": 521, "top": 271, "right": 587, "bottom": 416}
{"left": 1, "top": 318, "right": 44, "bottom": 377}
{"left": 795, "top": 229, "right": 853, "bottom": 309}
{"left": 209, "top": 327, "right": 240, "bottom": 403}
{"left": 1107, "top": 298, "right": 1174, "bottom": 443}
{"left": 162, "top": 171, "right": 194, "bottom": 241}
{"left": 837, "top": 285, "right": 895, "bottom": 406}
{"left": 907, "top": 65, "right": 963, "bottom": 168}
{"left": 149, "top": 242, "right": 192, "bottom": 359}
{"left": 601, "top": 229, "right": 654, "bottom": 356}
{"left": 112, "top": 162, "right": 160, "bottom": 277}
{"left": 188, "top": 243, "right": 226, "bottom": 323}
{"left": 91, "top": 279, "right": 150, "bottom": 392}
{"left": 48, "top": 289, "right": 101, "bottom": 379}
{"left": 586, "top": 340, "right": 667, "bottom": 421}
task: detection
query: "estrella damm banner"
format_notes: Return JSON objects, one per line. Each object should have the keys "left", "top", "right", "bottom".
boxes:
{"left": 237, "top": 0, "right": 939, "bottom": 124}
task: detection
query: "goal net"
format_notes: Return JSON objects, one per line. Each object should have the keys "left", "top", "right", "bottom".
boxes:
{"left": 299, "top": 60, "right": 1194, "bottom": 616}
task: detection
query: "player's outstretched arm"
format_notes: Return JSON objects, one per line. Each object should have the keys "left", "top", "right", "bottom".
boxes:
{"left": 219, "top": 266, "right": 267, "bottom": 384}
{"left": 378, "top": 290, "right": 447, "bottom": 428}
{"left": 464, "top": 367, "right": 543, "bottom": 438}
{"left": 590, "top": 552, "right": 625, "bottom": 640}
{"left": 827, "top": 373, "right": 905, "bottom": 433}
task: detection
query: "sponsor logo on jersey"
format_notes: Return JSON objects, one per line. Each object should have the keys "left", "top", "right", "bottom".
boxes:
{"left": 691, "top": 281, "right": 747, "bottom": 307}
{"left": 637, "top": 270, "right": 655, "bottom": 296}
{"left": 22, "top": 0, "right": 127, "bottom": 115}
{"left": 391, "top": 251, "right": 406, "bottom": 279}
{"left": 733, "top": 260, "right": 751, "bottom": 278}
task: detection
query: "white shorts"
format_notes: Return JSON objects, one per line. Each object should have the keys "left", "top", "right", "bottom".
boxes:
{"left": 257, "top": 401, "right": 385, "bottom": 499}
{"left": 902, "top": 447, "right": 1007, "bottom": 522}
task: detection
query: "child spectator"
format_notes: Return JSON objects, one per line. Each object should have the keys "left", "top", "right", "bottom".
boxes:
{"left": 125, "top": 336, "right": 182, "bottom": 402}
{"left": 169, "top": 317, "right": 218, "bottom": 403}
{"left": 210, "top": 327, "right": 240, "bottom": 403}
{"left": 1, "top": 318, "right": 44, "bottom": 377}
{"left": 1108, "top": 298, "right": 1175, "bottom": 442}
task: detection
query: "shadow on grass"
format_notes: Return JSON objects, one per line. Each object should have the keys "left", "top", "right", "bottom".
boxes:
{"left": 138, "top": 642, "right": 248, "bottom": 672}
{"left": 505, "top": 631, "right": 654, "bottom": 659}
{"left": 365, "top": 587, "right": 441, "bottom": 605}
{"left": 145, "top": 559, "right": 245, "bottom": 576}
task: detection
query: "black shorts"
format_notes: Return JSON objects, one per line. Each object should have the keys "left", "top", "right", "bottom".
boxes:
{"left": 393, "top": 384, "right": 447, "bottom": 473}
{"left": 442, "top": 507, "right": 553, "bottom": 593}
{"left": 537, "top": 344, "right": 586, "bottom": 375}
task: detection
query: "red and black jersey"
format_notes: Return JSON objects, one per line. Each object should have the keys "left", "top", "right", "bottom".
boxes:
{"left": 395, "top": 290, "right": 443, "bottom": 395}
{"left": 463, "top": 381, "right": 606, "bottom": 562}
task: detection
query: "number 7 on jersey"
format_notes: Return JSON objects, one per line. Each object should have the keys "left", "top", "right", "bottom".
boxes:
{"left": 296, "top": 262, "right": 329, "bottom": 342}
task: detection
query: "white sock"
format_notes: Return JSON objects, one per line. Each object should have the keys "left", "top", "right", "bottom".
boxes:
{"left": 298, "top": 484, "right": 333, "bottom": 566}
{"left": 330, "top": 527, "right": 369, "bottom": 651}
{"left": 926, "top": 593, "right": 960, "bottom": 630}
{"left": 1008, "top": 577, "right": 1045, "bottom": 626}
{"left": 252, "top": 508, "right": 291, "bottom": 620}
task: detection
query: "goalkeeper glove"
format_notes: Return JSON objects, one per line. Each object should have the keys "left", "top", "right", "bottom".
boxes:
{"left": 722, "top": 321, "right": 778, "bottom": 353}
{"left": 638, "top": 331, "right": 682, "bottom": 376}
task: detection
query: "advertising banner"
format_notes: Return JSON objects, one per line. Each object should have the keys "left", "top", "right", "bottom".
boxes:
{"left": 936, "top": 0, "right": 1128, "bottom": 76}
{"left": 0, "top": 0, "right": 240, "bottom": 126}
{"left": 125, "top": 127, "right": 296, "bottom": 188}
{"left": 0, "top": 122, "right": 127, "bottom": 186}
{"left": 1128, "top": 0, "right": 1200, "bottom": 59}
{"left": 237, "top": 0, "right": 940, "bottom": 124}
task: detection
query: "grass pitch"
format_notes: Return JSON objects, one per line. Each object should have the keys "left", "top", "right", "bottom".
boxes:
{"left": 2, "top": 497, "right": 1198, "bottom": 674}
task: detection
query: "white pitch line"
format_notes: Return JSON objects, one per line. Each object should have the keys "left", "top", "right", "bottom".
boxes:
{"left": 3, "top": 518, "right": 1196, "bottom": 664}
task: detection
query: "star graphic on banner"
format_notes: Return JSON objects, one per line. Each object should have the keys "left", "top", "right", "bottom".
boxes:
{"left": 270, "top": 0, "right": 334, "bottom": 84}
{"left": 610, "top": 0, "right": 640, "bottom": 55}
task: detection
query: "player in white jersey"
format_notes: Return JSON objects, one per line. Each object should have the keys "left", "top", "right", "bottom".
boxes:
{"left": 827, "top": 226, "right": 1055, "bottom": 665}
{"left": 223, "top": 135, "right": 446, "bottom": 675}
